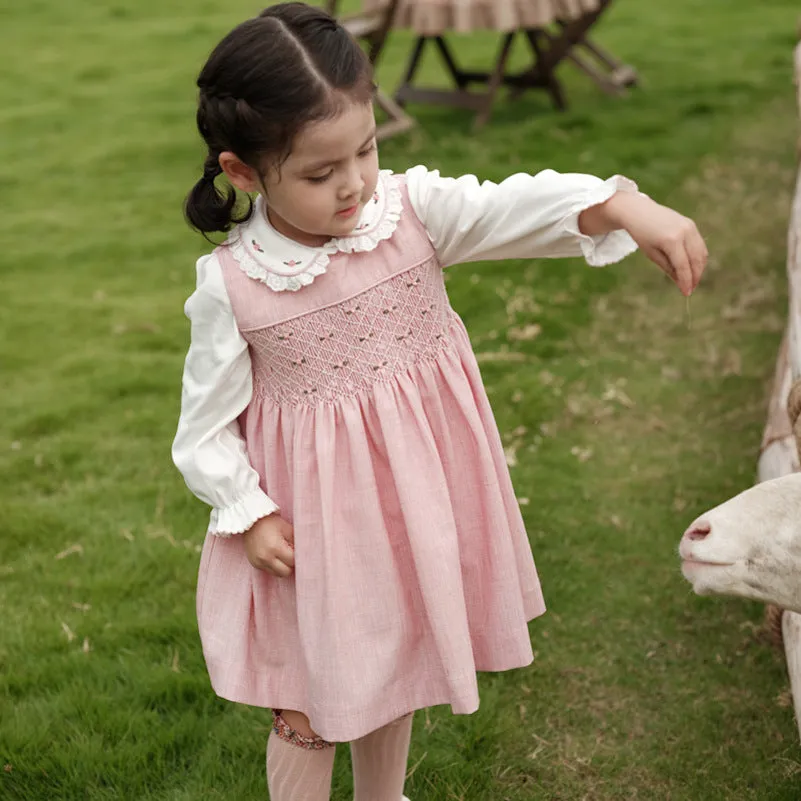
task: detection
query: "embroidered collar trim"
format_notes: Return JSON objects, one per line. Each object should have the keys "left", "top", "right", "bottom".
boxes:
{"left": 227, "top": 170, "right": 401, "bottom": 292}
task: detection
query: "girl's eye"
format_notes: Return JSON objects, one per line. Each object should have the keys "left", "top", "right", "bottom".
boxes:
{"left": 358, "top": 144, "right": 376, "bottom": 158}
{"left": 307, "top": 172, "right": 333, "bottom": 184}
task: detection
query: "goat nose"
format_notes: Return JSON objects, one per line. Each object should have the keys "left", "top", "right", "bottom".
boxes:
{"left": 684, "top": 520, "right": 711, "bottom": 541}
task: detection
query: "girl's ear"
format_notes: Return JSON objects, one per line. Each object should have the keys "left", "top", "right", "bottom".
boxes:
{"left": 219, "top": 152, "right": 260, "bottom": 193}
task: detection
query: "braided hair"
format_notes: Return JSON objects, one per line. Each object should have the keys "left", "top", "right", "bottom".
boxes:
{"left": 184, "top": 2, "right": 375, "bottom": 235}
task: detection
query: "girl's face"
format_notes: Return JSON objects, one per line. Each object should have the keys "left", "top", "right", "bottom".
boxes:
{"left": 263, "top": 101, "right": 379, "bottom": 248}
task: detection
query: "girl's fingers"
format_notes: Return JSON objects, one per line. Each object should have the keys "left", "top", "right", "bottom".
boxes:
{"left": 269, "top": 558, "right": 293, "bottom": 578}
{"left": 249, "top": 543, "right": 295, "bottom": 575}
{"left": 644, "top": 245, "right": 675, "bottom": 282}
{"left": 686, "top": 228, "right": 708, "bottom": 291}
{"left": 278, "top": 541, "right": 295, "bottom": 568}
{"left": 662, "top": 242, "right": 693, "bottom": 296}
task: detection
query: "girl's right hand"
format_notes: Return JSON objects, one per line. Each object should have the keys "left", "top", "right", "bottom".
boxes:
{"left": 243, "top": 513, "right": 295, "bottom": 577}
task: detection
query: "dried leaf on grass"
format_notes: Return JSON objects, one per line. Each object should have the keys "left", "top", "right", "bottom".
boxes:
{"left": 146, "top": 525, "right": 178, "bottom": 547}
{"left": 602, "top": 385, "right": 635, "bottom": 408}
{"left": 774, "top": 756, "right": 801, "bottom": 778}
{"left": 405, "top": 750, "right": 428, "bottom": 781}
{"left": 721, "top": 285, "right": 774, "bottom": 320}
{"left": 55, "top": 544, "right": 84, "bottom": 560}
{"left": 503, "top": 286, "right": 541, "bottom": 319}
{"left": 504, "top": 445, "right": 519, "bottom": 467}
{"left": 508, "top": 323, "right": 542, "bottom": 342}
{"left": 540, "top": 422, "right": 557, "bottom": 438}
{"left": 571, "top": 446, "right": 593, "bottom": 463}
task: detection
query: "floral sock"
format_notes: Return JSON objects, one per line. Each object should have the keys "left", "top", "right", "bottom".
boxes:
{"left": 350, "top": 713, "right": 413, "bottom": 801}
{"left": 266, "top": 711, "right": 336, "bottom": 801}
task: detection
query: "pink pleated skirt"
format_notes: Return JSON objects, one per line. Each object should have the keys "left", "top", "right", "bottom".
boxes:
{"left": 195, "top": 317, "right": 545, "bottom": 742}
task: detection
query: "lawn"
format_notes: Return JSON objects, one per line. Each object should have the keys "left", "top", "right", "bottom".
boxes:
{"left": 2, "top": 1, "right": 801, "bottom": 799}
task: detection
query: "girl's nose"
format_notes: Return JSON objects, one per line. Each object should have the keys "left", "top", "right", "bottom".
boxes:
{"left": 340, "top": 165, "right": 364, "bottom": 199}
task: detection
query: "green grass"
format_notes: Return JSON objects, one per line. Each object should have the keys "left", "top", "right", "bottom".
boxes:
{"left": 2, "top": 1, "right": 801, "bottom": 798}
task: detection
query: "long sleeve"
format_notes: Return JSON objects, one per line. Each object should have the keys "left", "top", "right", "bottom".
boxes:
{"left": 405, "top": 164, "right": 639, "bottom": 268}
{"left": 172, "top": 253, "right": 279, "bottom": 536}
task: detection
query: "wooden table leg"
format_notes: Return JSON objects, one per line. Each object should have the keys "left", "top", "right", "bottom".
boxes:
{"left": 395, "top": 35, "right": 428, "bottom": 108}
{"left": 564, "top": 34, "right": 638, "bottom": 90}
{"left": 433, "top": 36, "right": 471, "bottom": 88}
{"left": 525, "top": 29, "right": 567, "bottom": 110}
{"left": 374, "top": 90, "right": 416, "bottom": 140}
{"left": 533, "top": 2, "right": 638, "bottom": 96}
{"left": 474, "top": 33, "right": 516, "bottom": 128}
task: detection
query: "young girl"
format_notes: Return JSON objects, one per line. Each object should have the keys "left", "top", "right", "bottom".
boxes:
{"left": 172, "top": 3, "right": 707, "bottom": 799}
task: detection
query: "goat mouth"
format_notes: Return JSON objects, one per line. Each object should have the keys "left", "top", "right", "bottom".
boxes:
{"left": 681, "top": 558, "right": 735, "bottom": 569}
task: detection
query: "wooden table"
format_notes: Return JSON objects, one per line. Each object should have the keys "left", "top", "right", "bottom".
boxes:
{"left": 364, "top": 0, "right": 637, "bottom": 127}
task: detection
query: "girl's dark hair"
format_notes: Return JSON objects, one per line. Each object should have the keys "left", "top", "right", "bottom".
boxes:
{"left": 184, "top": 2, "right": 375, "bottom": 235}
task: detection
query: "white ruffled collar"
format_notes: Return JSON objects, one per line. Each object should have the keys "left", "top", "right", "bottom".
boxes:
{"left": 227, "top": 169, "right": 402, "bottom": 292}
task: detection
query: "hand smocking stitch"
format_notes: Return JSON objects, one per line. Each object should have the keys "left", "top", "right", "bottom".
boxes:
{"left": 242, "top": 260, "right": 453, "bottom": 407}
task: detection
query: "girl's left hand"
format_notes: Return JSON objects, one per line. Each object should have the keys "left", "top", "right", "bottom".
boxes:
{"left": 611, "top": 193, "right": 708, "bottom": 297}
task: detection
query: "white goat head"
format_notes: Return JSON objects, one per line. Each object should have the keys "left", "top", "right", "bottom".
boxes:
{"left": 679, "top": 473, "right": 801, "bottom": 614}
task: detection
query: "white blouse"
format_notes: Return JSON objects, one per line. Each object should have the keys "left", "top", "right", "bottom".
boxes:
{"left": 172, "top": 166, "right": 639, "bottom": 536}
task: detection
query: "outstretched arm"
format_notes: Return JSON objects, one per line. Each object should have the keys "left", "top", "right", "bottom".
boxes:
{"left": 406, "top": 165, "right": 707, "bottom": 295}
{"left": 405, "top": 165, "right": 639, "bottom": 268}
{"left": 579, "top": 190, "right": 707, "bottom": 296}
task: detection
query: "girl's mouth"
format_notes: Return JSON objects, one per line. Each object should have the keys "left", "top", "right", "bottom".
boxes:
{"left": 337, "top": 205, "right": 359, "bottom": 219}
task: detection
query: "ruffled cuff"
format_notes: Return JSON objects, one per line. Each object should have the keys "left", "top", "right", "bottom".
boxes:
{"left": 208, "top": 489, "right": 280, "bottom": 537}
{"left": 563, "top": 175, "right": 640, "bottom": 267}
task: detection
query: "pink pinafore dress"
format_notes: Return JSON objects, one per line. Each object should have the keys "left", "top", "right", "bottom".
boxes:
{"left": 195, "top": 173, "right": 545, "bottom": 742}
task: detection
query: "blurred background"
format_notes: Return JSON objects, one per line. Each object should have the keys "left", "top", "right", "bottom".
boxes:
{"left": 2, "top": 1, "right": 801, "bottom": 798}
